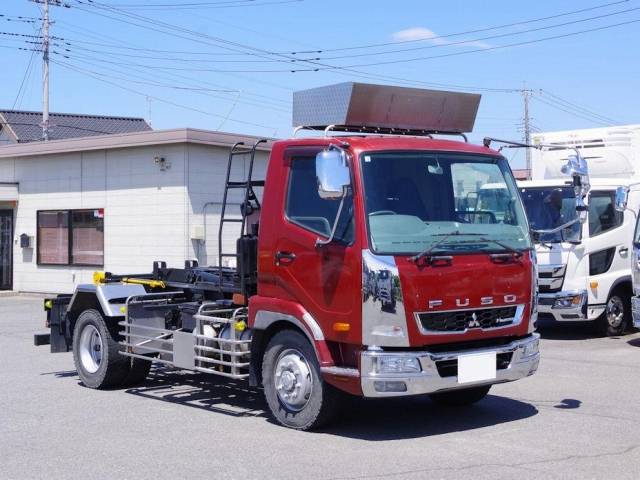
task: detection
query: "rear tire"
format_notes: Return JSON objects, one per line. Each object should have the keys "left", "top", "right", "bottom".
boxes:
{"left": 262, "top": 330, "right": 341, "bottom": 430}
{"left": 597, "top": 289, "right": 630, "bottom": 337}
{"left": 428, "top": 385, "right": 491, "bottom": 406}
{"left": 72, "top": 309, "right": 130, "bottom": 389}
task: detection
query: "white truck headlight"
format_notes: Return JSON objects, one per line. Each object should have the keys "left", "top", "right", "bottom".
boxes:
{"left": 552, "top": 293, "right": 585, "bottom": 309}
{"left": 375, "top": 356, "right": 421, "bottom": 374}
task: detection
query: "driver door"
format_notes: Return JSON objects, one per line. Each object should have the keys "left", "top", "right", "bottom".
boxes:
{"left": 272, "top": 147, "right": 359, "bottom": 340}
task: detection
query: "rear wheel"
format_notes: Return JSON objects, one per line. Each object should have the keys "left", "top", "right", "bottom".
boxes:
{"left": 428, "top": 385, "right": 491, "bottom": 406}
{"left": 597, "top": 290, "right": 630, "bottom": 337}
{"left": 262, "top": 330, "right": 341, "bottom": 430}
{"left": 73, "top": 309, "right": 130, "bottom": 389}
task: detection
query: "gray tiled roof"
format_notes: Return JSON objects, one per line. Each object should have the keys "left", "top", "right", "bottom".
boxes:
{"left": 0, "top": 110, "right": 152, "bottom": 143}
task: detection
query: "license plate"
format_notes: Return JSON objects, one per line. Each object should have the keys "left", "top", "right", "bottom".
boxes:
{"left": 457, "top": 351, "right": 497, "bottom": 384}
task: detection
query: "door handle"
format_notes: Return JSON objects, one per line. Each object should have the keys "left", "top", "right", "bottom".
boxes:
{"left": 275, "top": 251, "right": 296, "bottom": 266}
{"left": 619, "top": 247, "right": 629, "bottom": 255}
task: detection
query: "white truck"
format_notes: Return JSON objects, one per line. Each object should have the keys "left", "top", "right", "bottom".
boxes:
{"left": 518, "top": 124, "right": 640, "bottom": 336}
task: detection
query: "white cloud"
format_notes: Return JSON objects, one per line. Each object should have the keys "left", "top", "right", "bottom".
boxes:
{"left": 391, "top": 27, "right": 491, "bottom": 49}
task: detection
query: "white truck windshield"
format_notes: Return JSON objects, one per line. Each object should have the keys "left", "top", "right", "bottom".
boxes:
{"left": 519, "top": 186, "right": 580, "bottom": 243}
{"left": 360, "top": 152, "right": 530, "bottom": 255}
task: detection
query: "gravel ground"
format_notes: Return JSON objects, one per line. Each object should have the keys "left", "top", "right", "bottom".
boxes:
{"left": 1, "top": 295, "right": 639, "bottom": 480}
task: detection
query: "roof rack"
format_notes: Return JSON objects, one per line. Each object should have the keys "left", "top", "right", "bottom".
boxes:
{"left": 293, "top": 124, "right": 468, "bottom": 142}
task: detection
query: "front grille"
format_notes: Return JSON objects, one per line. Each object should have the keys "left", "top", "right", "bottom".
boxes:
{"left": 538, "top": 264, "right": 566, "bottom": 294}
{"left": 417, "top": 306, "right": 518, "bottom": 333}
{"left": 436, "top": 352, "right": 513, "bottom": 378}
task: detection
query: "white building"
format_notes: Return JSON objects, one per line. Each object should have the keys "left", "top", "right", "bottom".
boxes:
{"left": 0, "top": 128, "right": 271, "bottom": 293}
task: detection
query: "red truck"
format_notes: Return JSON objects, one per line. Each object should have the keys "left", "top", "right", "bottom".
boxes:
{"left": 37, "top": 83, "right": 543, "bottom": 430}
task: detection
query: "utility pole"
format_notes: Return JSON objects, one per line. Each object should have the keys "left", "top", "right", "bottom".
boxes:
{"left": 32, "top": 0, "right": 67, "bottom": 141}
{"left": 521, "top": 88, "right": 533, "bottom": 174}
{"left": 42, "top": 0, "right": 50, "bottom": 141}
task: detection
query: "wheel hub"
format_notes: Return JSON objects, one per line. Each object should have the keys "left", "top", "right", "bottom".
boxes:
{"left": 79, "top": 324, "right": 103, "bottom": 374}
{"left": 274, "top": 349, "right": 313, "bottom": 411}
{"left": 606, "top": 296, "right": 624, "bottom": 328}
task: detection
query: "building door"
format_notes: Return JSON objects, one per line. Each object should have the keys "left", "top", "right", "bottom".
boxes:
{"left": 0, "top": 210, "right": 13, "bottom": 290}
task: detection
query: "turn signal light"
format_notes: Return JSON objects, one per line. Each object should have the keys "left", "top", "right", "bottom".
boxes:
{"left": 590, "top": 281, "right": 598, "bottom": 289}
{"left": 333, "top": 322, "right": 351, "bottom": 332}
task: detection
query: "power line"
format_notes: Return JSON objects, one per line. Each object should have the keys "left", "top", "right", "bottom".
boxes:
{"left": 532, "top": 96, "right": 613, "bottom": 126}
{"left": 311, "top": 6, "right": 640, "bottom": 62}
{"left": 51, "top": 56, "right": 291, "bottom": 114}
{"left": 540, "top": 90, "right": 621, "bottom": 124}
{"left": 98, "top": 0, "right": 304, "bottom": 10}
{"left": 54, "top": 60, "right": 279, "bottom": 131}
{"left": 12, "top": 26, "right": 43, "bottom": 109}
{"left": 286, "top": 18, "right": 640, "bottom": 72}
{"left": 287, "top": 0, "right": 631, "bottom": 54}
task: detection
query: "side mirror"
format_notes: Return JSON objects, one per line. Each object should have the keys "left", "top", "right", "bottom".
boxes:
{"left": 561, "top": 153, "right": 590, "bottom": 223}
{"left": 316, "top": 147, "right": 350, "bottom": 200}
{"left": 615, "top": 186, "right": 629, "bottom": 212}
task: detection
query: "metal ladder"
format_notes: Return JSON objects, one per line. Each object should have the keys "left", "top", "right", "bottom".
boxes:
{"left": 217, "top": 139, "right": 267, "bottom": 289}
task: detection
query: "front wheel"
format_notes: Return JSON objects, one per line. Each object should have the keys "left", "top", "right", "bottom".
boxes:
{"left": 262, "top": 330, "right": 341, "bottom": 430}
{"left": 597, "top": 291, "right": 630, "bottom": 337}
{"left": 428, "top": 385, "right": 491, "bottom": 406}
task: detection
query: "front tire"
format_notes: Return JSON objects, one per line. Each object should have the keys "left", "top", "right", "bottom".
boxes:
{"left": 597, "top": 290, "right": 630, "bottom": 337}
{"left": 262, "top": 330, "right": 340, "bottom": 430}
{"left": 72, "top": 309, "right": 130, "bottom": 389}
{"left": 428, "top": 385, "right": 491, "bottom": 406}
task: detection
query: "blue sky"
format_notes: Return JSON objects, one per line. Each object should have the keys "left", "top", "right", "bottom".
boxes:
{"left": 1, "top": 0, "right": 639, "bottom": 168}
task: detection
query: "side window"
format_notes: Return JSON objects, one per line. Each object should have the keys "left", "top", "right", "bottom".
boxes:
{"left": 285, "top": 155, "right": 354, "bottom": 243}
{"left": 589, "top": 191, "right": 623, "bottom": 237}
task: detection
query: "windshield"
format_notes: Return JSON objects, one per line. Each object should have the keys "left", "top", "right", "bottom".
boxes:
{"left": 360, "top": 152, "right": 530, "bottom": 255}
{"left": 519, "top": 186, "right": 580, "bottom": 243}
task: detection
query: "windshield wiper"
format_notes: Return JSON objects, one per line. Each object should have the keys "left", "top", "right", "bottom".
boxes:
{"left": 410, "top": 231, "right": 484, "bottom": 263}
{"left": 439, "top": 237, "right": 523, "bottom": 258}
{"left": 479, "top": 237, "right": 523, "bottom": 258}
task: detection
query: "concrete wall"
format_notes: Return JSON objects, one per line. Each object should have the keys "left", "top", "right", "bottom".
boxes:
{"left": 0, "top": 142, "right": 268, "bottom": 293}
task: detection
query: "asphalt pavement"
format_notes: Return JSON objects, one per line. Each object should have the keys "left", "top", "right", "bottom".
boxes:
{"left": 1, "top": 295, "right": 639, "bottom": 480}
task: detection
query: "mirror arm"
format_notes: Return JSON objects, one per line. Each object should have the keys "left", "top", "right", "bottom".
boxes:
{"left": 316, "top": 193, "right": 346, "bottom": 248}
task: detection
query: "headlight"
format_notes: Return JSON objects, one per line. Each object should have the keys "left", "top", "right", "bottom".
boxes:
{"left": 522, "top": 337, "right": 540, "bottom": 358}
{"left": 375, "top": 356, "right": 421, "bottom": 374}
{"left": 552, "top": 292, "right": 585, "bottom": 309}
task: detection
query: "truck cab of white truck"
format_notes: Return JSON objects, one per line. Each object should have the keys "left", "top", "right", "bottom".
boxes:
{"left": 518, "top": 125, "right": 640, "bottom": 336}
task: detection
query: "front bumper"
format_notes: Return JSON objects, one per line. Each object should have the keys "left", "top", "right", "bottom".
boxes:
{"left": 632, "top": 296, "right": 640, "bottom": 328}
{"left": 537, "top": 290, "right": 588, "bottom": 321}
{"left": 360, "top": 334, "right": 540, "bottom": 397}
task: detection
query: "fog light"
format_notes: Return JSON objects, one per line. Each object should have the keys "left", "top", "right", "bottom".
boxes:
{"left": 522, "top": 338, "right": 540, "bottom": 358}
{"left": 553, "top": 293, "right": 585, "bottom": 309}
{"left": 374, "top": 380, "right": 408, "bottom": 393}
{"left": 376, "top": 356, "right": 421, "bottom": 374}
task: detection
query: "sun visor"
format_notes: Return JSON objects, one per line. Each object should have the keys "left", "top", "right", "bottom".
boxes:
{"left": 292, "top": 82, "right": 481, "bottom": 134}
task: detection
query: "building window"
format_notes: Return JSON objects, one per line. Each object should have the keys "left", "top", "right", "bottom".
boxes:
{"left": 37, "top": 209, "right": 104, "bottom": 266}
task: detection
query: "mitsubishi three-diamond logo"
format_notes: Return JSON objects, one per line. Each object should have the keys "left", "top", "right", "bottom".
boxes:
{"left": 468, "top": 312, "right": 481, "bottom": 328}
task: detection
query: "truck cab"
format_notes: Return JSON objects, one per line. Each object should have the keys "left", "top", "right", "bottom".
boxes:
{"left": 38, "top": 82, "right": 542, "bottom": 430}
{"left": 519, "top": 125, "right": 640, "bottom": 335}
